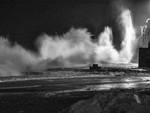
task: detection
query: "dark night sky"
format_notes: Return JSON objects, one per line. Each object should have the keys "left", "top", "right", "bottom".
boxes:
{"left": 0, "top": 0, "right": 149, "bottom": 51}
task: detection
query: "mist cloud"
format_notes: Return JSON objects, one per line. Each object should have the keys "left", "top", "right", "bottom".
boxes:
{"left": 0, "top": 8, "right": 137, "bottom": 76}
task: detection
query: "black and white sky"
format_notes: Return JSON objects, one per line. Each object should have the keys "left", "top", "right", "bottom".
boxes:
{"left": 0, "top": 0, "right": 149, "bottom": 50}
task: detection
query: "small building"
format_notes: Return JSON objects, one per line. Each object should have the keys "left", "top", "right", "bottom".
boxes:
{"left": 89, "top": 64, "right": 101, "bottom": 71}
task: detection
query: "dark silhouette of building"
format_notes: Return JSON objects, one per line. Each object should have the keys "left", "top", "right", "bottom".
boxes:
{"left": 89, "top": 64, "right": 101, "bottom": 71}
{"left": 139, "top": 42, "right": 150, "bottom": 67}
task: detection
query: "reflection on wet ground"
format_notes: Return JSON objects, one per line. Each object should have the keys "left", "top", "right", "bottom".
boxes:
{"left": 0, "top": 66, "right": 150, "bottom": 95}
{"left": 0, "top": 66, "right": 150, "bottom": 113}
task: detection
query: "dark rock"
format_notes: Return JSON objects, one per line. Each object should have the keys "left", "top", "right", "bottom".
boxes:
{"left": 66, "top": 92, "right": 150, "bottom": 113}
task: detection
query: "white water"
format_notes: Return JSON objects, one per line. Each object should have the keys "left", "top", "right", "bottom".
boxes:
{"left": 0, "top": 9, "right": 137, "bottom": 76}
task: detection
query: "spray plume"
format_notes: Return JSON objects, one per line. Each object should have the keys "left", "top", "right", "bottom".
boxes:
{"left": 38, "top": 28, "right": 94, "bottom": 66}
{"left": 0, "top": 38, "right": 40, "bottom": 76}
{"left": 95, "top": 27, "right": 119, "bottom": 63}
{"left": 119, "top": 9, "right": 137, "bottom": 62}
{"left": 94, "top": 9, "right": 137, "bottom": 63}
{"left": 0, "top": 8, "right": 137, "bottom": 76}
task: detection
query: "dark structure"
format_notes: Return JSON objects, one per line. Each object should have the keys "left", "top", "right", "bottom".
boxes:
{"left": 139, "top": 42, "right": 150, "bottom": 67}
{"left": 89, "top": 64, "right": 101, "bottom": 71}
